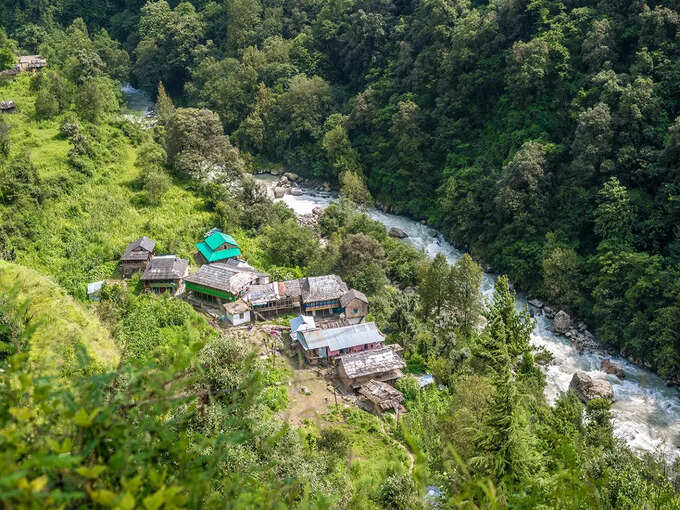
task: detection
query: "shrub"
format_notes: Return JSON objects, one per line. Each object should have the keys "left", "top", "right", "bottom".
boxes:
{"left": 35, "top": 87, "right": 59, "bottom": 119}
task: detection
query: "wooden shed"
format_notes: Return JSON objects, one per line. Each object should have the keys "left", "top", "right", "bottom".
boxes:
{"left": 358, "top": 379, "right": 405, "bottom": 414}
{"left": 340, "top": 289, "right": 369, "bottom": 322}
{"left": 0, "top": 100, "right": 16, "bottom": 113}
{"left": 336, "top": 346, "right": 405, "bottom": 389}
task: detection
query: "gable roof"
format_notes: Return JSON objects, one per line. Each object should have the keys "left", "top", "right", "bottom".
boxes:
{"left": 122, "top": 236, "right": 156, "bottom": 261}
{"left": 338, "top": 347, "right": 405, "bottom": 379}
{"left": 300, "top": 321, "right": 383, "bottom": 352}
{"left": 205, "top": 231, "right": 238, "bottom": 250}
{"left": 184, "top": 263, "right": 258, "bottom": 294}
{"left": 196, "top": 231, "right": 241, "bottom": 262}
{"left": 140, "top": 255, "right": 188, "bottom": 281}
{"left": 340, "top": 289, "right": 368, "bottom": 307}
{"left": 301, "top": 275, "right": 348, "bottom": 303}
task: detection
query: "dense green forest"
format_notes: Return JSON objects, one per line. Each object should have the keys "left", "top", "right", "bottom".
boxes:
{"left": 2, "top": 1, "right": 680, "bottom": 508}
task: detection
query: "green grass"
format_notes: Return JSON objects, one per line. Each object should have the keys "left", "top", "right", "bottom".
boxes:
{"left": 0, "top": 260, "right": 120, "bottom": 378}
{"left": 1, "top": 75, "right": 217, "bottom": 299}
{"left": 323, "top": 406, "right": 411, "bottom": 508}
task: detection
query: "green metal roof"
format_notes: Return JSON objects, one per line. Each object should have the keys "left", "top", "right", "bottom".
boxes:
{"left": 195, "top": 241, "right": 242, "bottom": 262}
{"left": 205, "top": 231, "right": 239, "bottom": 250}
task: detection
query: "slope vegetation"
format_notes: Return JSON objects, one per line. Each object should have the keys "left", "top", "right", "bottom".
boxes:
{"left": 0, "top": 260, "right": 119, "bottom": 377}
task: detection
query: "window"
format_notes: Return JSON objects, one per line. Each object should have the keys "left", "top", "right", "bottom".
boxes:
{"left": 353, "top": 308, "right": 358, "bottom": 314}
{"left": 239, "top": 313, "right": 244, "bottom": 319}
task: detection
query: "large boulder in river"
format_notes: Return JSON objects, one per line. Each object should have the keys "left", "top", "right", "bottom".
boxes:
{"left": 284, "top": 172, "right": 299, "bottom": 182}
{"left": 273, "top": 187, "right": 286, "bottom": 199}
{"left": 601, "top": 359, "right": 625, "bottom": 379}
{"left": 569, "top": 371, "right": 615, "bottom": 403}
{"left": 389, "top": 227, "right": 408, "bottom": 239}
{"left": 554, "top": 310, "right": 571, "bottom": 334}
{"left": 289, "top": 188, "right": 304, "bottom": 196}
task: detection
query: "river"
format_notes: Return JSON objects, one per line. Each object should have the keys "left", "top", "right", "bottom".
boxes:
{"left": 255, "top": 174, "right": 680, "bottom": 460}
{"left": 121, "top": 85, "right": 680, "bottom": 460}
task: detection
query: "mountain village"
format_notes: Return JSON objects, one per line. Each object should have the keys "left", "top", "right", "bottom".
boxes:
{"left": 92, "top": 227, "right": 417, "bottom": 417}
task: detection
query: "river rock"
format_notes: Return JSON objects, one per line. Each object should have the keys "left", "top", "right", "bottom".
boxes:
{"left": 289, "top": 188, "right": 304, "bottom": 196}
{"left": 284, "top": 172, "right": 299, "bottom": 181}
{"left": 569, "top": 371, "right": 615, "bottom": 403}
{"left": 554, "top": 310, "right": 571, "bottom": 334}
{"left": 270, "top": 168, "right": 282, "bottom": 176}
{"left": 278, "top": 175, "right": 289, "bottom": 185}
{"left": 528, "top": 299, "right": 544, "bottom": 309}
{"left": 273, "top": 186, "right": 286, "bottom": 199}
{"left": 601, "top": 359, "right": 625, "bottom": 379}
{"left": 389, "top": 227, "right": 408, "bottom": 239}
{"left": 312, "top": 206, "right": 324, "bottom": 216}
{"left": 544, "top": 306, "right": 555, "bottom": 319}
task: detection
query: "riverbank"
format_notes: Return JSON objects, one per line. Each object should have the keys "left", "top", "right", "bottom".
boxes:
{"left": 254, "top": 172, "right": 680, "bottom": 460}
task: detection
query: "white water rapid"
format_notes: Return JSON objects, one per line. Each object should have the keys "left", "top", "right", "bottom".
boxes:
{"left": 255, "top": 174, "right": 680, "bottom": 460}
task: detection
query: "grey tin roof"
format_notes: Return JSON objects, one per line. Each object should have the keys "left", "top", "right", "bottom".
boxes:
{"left": 300, "top": 321, "right": 383, "bottom": 352}
{"left": 184, "top": 263, "right": 259, "bottom": 294}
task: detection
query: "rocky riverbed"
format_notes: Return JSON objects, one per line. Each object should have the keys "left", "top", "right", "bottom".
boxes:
{"left": 255, "top": 172, "right": 680, "bottom": 460}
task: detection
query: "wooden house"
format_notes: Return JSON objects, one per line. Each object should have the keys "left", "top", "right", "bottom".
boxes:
{"left": 18, "top": 55, "right": 47, "bottom": 72}
{"left": 185, "top": 261, "right": 268, "bottom": 309}
{"left": 301, "top": 275, "right": 349, "bottom": 317}
{"left": 244, "top": 279, "right": 302, "bottom": 320}
{"left": 340, "top": 289, "right": 369, "bottom": 322}
{"left": 336, "top": 346, "right": 406, "bottom": 390}
{"left": 140, "top": 255, "right": 189, "bottom": 295}
{"left": 289, "top": 316, "right": 385, "bottom": 364}
{"left": 120, "top": 236, "right": 156, "bottom": 277}
{"left": 358, "top": 380, "right": 405, "bottom": 414}
{"left": 0, "top": 100, "right": 16, "bottom": 113}
{"left": 195, "top": 229, "right": 242, "bottom": 264}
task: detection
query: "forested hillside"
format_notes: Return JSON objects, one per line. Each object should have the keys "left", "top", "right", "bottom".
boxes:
{"left": 2, "top": 1, "right": 680, "bottom": 508}
{"left": 1, "top": 0, "right": 678, "bottom": 379}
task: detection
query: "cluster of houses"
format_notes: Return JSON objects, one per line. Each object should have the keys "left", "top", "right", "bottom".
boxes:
{"left": 112, "top": 228, "right": 410, "bottom": 414}
{"left": 1, "top": 55, "right": 47, "bottom": 77}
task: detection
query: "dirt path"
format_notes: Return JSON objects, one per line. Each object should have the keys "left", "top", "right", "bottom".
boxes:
{"left": 380, "top": 421, "right": 415, "bottom": 475}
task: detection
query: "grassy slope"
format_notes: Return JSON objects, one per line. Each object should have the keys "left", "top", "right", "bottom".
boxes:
{"left": 0, "top": 260, "right": 119, "bottom": 377}
{"left": 1, "top": 75, "right": 217, "bottom": 298}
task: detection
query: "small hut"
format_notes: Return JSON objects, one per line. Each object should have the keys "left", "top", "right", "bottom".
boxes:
{"left": 224, "top": 299, "right": 250, "bottom": 326}
{"left": 18, "top": 55, "right": 47, "bottom": 72}
{"left": 358, "top": 380, "right": 405, "bottom": 414}
{"left": 0, "top": 100, "right": 16, "bottom": 113}
{"left": 340, "top": 289, "right": 369, "bottom": 322}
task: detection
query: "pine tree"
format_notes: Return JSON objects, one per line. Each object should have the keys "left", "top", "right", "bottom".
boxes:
{"left": 447, "top": 254, "right": 483, "bottom": 335}
{"left": 419, "top": 253, "right": 449, "bottom": 316}
{"left": 484, "top": 276, "right": 534, "bottom": 360}
{"left": 156, "top": 82, "right": 175, "bottom": 125}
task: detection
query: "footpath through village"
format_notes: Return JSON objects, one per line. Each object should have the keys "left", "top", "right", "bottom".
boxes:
{"left": 90, "top": 227, "right": 435, "bottom": 424}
